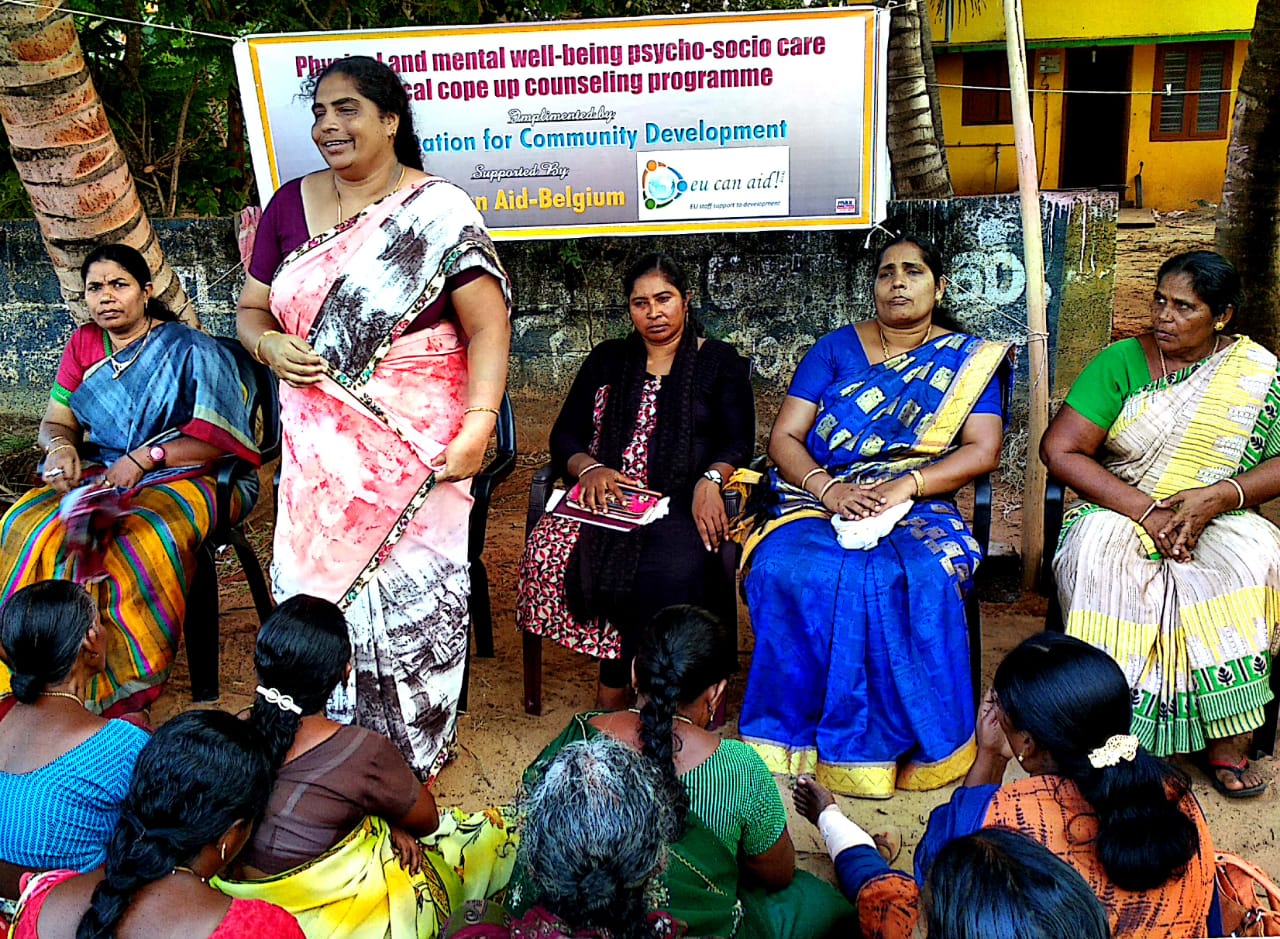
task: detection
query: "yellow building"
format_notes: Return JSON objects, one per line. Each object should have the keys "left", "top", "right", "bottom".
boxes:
{"left": 931, "top": 0, "right": 1254, "bottom": 210}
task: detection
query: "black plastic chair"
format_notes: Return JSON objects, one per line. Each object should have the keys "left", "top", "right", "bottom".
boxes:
{"left": 521, "top": 464, "right": 742, "bottom": 716}
{"left": 459, "top": 391, "right": 517, "bottom": 712}
{"left": 1040, "top": 474, "right": 1279, "bottom": 756}
{"left": 185, "top": 336, "right": 281, "bottom": 702}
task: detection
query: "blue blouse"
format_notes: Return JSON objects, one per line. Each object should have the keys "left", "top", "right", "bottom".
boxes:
{"left": 0, "top": 718, "right": 148, "bottom": 871}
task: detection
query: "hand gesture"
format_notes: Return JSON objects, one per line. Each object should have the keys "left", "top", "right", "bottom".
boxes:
{"left": 692, "top": 479, "right": 728, "bottom": 551}
{"left": 388, "top": 825, "right": 425, "bottom": 874}
{"left": 42, "top": 444, "right": 82, "bottom": 493}
{"left": 435, "top": 427, "right": 488, "bottom": 482}
{"left": 576, "top": 464, "right": 641, "bottom": 514}
{"left": 258, "top": 332, "right": 326, "bottom": 387}
{"left": 976, "top": 689, "right": 1013, "bottom": 760}
{"left": 1154, "top": 484, "right": 1233, "bottom": 561}
{"left": 101, "top": 454, "right": 146, "bottom": 490}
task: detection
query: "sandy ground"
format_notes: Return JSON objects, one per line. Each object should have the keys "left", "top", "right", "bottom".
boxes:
{"left": 152, "top": 209, "right": 1280, "bottom": 886}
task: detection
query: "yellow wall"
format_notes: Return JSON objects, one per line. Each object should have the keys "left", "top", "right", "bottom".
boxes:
{"left": 938, "top": 52, "right": 1064, "bottom": 196}
{"left": 939, "top": 42, "right": 1249, "bottom": 210}
{"left": 1122, "top": 42, "right": 1247, "bottom": 208}
{"left": 931, "top": 0, "right": 1254, "bottom": 47}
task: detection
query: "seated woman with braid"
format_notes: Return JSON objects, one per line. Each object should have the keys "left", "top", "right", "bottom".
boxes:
{"left": 0, "top": 581, "right": 147, "bottom": 902}
{"left": 524, "top": 605, "right": 855, "bottom": 939}
{"left": 7, "top": 708, "right": 304, "bottom": 939}
{"left": 796, "top": 633, "right": 1218, "bottom": 939}
{"left": 214, "top": 595, "right": 517, "bottom": 939}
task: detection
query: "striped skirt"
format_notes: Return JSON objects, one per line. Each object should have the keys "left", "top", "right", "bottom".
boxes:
{"left": 0, "top": 478, "right": 218, "bottom": 715}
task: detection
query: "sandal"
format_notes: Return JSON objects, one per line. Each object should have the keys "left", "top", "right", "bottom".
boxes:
{"left": 871, "top": 826, "right": 903, "bottom": 865}
{"left": 1199, "top": 755, "right": 1268, "bottom": 799}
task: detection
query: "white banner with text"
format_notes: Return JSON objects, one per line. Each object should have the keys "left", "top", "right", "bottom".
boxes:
{"left": 233, "top": 8, "right": 888, "bottom": 239}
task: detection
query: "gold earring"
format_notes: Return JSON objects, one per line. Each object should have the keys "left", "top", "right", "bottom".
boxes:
{"left": 1016, "top": 751, "right": 1026, "bottom": 764}
{"left": 219, "top": 842, "right": 226, "bottom": 863}
{"left": 1213, "top": 321, "right": 1224, "bottom": 331}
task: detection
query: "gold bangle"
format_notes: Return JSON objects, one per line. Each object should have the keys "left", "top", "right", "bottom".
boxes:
{"left": 464, "top": 406, "right": 500, "bottom": 417}
{"left": 799, "top": 467, "right": 827, "bottom": 493}
{"left": 45, "top": 444, "right": 75, "bottom": 458}
{"left": 818, "top": 477, "right": 840, "bottom": 502}
{"left": 909, "top": 469, "right": 926, "bottom": 497}
{"left": 1135, "top": 501, "right": 1158, "bottom": 525}
{"left": 253, "top": 329, "right": 282, "bottom": 364}
{"left": 1224, "top": 476, "right": 1246, "bottom": 510}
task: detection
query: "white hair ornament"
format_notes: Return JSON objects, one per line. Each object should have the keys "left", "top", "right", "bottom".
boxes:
{"left": 1087, "top": 734, "right": 1139, "bottom": 769}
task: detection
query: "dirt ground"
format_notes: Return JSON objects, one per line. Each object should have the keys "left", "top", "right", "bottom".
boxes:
{"left": 151, "top": 208, "right": 1280, "bottom": 886}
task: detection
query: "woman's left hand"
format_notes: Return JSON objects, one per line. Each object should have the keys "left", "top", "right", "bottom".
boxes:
{"left": 101, "top": 453, "right": 146, "bottom": 490}
{"left": 692, "top": 478, "right": 728, "bottom": 552}
{"left": 388, "top": 825, "right": 425, "bottom": 874}
{"left": 435, "top": 427, "right": 489, "bottom": 482}
{"left": 1156, "top": 483, "right": 1234, "bottom": 561}
{"left": 867, "top": 475, "right": 917, "bottom": 512}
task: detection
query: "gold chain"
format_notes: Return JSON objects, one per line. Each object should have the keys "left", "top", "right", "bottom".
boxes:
{"left": 878, "top": 322, "right": 931, "bottom": 360}
{"left": 1157, "top": 334, "right": 1219, "bottom": 379}
{"left": 334, "top": 164, "right": 407, "bottom": 225}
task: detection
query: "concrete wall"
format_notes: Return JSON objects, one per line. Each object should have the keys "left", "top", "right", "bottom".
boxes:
{"left": 0, "top": 193, "right": 1117, "bottom": 471}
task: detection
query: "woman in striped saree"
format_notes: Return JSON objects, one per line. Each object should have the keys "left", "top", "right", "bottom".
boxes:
{"left": 1042, "top": 250, "right": 1280, "bottom": 798}
{"left": 0, "top": 244, "right": 259, "bottom": 716}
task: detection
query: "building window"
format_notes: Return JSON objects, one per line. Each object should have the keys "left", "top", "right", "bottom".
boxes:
{"left": 1152, "top": 43, "right": 1232, "bottom": 141}
{"left": 962, "top": 52, "right": 1013, "bottom": 125}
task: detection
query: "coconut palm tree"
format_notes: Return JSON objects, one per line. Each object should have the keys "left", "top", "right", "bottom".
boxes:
{"left": 0, "top": 0, "right": 194, "bottom": 324}
{"left": 1216, "top": 0, "right": 1280, "bottom": 352}
{"left": 885, "top": 0, "right": 954, "bottom": 198}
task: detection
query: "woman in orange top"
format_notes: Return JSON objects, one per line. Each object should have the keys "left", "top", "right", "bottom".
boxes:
{"left": 799, "top": 632, "right": 1218, "bottom": 939}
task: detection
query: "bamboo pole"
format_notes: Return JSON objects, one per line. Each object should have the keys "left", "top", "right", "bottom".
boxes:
{"left": 1002, "top": 0, "right": 1049, "bottom": 591}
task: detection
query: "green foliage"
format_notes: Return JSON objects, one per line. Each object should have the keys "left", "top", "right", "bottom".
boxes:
{"left": 29, "top": 0, "right": 817, "bottom": 217}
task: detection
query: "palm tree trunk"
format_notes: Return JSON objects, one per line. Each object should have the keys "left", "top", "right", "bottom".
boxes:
{"left": 1216, "top": 0, "right": 1280, "bottom": 353}
{"left": 885, "top": 0, "right": 954, "bottom": 199}
{"left": 0, "top": 0, "right": 195, "bottom": 325}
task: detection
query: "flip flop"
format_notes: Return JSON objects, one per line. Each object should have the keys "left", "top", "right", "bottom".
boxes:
{"left": 1200, "top": 755, "right": 1268, "bottom": 799}
{"left": 872, "top": 827, "right": 903, "bottom": 865}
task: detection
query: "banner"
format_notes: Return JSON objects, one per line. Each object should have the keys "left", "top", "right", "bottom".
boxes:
{"left": 233, "top": 8, "right": 889, "bottom": 239}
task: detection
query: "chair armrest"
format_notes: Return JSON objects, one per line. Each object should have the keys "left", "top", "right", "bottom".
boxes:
{"left": 972, "top": 472, "right": 993, "bottom": 557}
{"left": 1041, "top": 476, "right": 1067, "bottom": 593}
{"left": 527, "top": 463, "right": 556, "bottom": 535}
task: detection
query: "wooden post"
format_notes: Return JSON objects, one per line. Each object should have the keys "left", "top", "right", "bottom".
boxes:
{"left": 1002, "top": 0, "right": 1050, "bottom": 591}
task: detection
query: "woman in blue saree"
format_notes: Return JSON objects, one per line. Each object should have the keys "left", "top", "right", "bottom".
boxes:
{"left": 0, "top": 245, "right": 259, "bottom": 716}
{"left": 739, "top": 235, "right": 1010, "bottom": 799}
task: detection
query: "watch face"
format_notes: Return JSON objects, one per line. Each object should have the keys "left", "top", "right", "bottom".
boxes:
{"left": 149, "top": 446, "right": 165, "bottom": 462}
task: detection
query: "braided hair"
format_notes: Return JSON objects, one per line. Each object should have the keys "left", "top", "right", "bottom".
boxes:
{"left": 567, "top": 254, "right": 700, "bottom": 624}
{"left": 632, "top": 605, "right": 735, "bottom": 833}
{"left": 76, "top": 710, "right": 272, "bottom": 939}
{"left": 248, "top": 594, "right": 351, "bottom": 769}
{"left": 0, "top": 581, "right": 97, "bottom": 703}
{"left": 994, "top": 633, "right": 1199, "bottom": 891}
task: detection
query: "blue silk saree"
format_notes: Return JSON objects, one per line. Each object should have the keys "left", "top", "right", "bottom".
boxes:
{"left": 739, "top": 331, "right": 1009, "bottom": 798}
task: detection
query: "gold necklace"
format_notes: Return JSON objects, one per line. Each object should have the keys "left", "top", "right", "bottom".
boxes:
{"left": 334, "top": 164, "right": 407, "bottom": 225}
{"left": 1157, "top": 334, "right": 1219, "bottom": 379}
{"left": 39, "top": 691, "right": 83, "bottom": 704}
{"left": 878, "top": 322, "right": 931, "bottom": 360}
{"left": 171, "top": 865, "right": 209, "bottom": 884}
{"left": 627, "top": 707, "right": 695, "bottom": 726}
{"left": 108, "top": 320, "right": 153, "bottom": 380}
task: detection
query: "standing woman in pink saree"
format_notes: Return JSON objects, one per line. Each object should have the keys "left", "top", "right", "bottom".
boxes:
{"left": 236, "top": 56, "right": 511, "bottom": 780}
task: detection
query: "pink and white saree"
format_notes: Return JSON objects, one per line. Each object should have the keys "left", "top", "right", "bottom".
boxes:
{"left": 268, "top": 177, "right": 509, "bottom": 779}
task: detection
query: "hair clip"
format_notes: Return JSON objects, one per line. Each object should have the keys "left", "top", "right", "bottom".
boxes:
{"left": 256, "top": 685, "right": 302, "bottom": 715}
{"left": 1087, "top": 734, "right": 1139, "bottom": 769}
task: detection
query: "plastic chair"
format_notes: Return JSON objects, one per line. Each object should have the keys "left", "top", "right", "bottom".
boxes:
{"left": 459, "top": 392, "right": 517, "bottom": 712}
{"left": 185, "top": 336, "right": 280, "bottom": 702}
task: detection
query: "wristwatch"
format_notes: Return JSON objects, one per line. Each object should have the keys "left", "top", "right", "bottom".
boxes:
{"left": 702, "top": 468, "right": 724, "bottom": 487}
{"left": 148, "top": 445, "right": 166, "bottom": 466}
